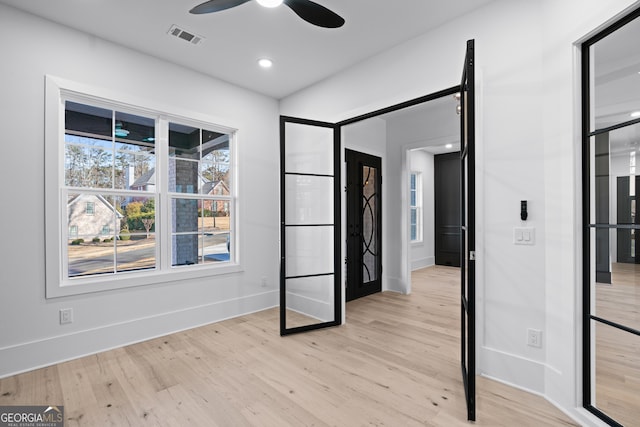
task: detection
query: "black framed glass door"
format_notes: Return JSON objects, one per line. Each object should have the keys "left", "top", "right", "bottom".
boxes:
{"left": 460, "top": 38, "right": 476, "bottom": 422}
{"left": 280, "top": 116, "right": 341, "bottom": 335}
{"left": 582, "top": 8, "right": 640, "bottom": 426}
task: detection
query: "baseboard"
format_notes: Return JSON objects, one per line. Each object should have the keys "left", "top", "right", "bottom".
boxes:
{"left": 480, "top": 345, "right": 545, "bottom": 393}
{"left": 384, "top": 276, "right": 407, "bottom": 294}
{"left": 0, "top": 290, "right": 278, "bottom": 379}
{"left": 411, "top": 256, "right": 434, "bottom": 271}
{"left": 485, "top": 373, "right": 610, "bottom": 427}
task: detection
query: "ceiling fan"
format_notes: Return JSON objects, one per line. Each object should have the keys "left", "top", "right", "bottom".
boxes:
{"left": 189, "top": 0, "right": 345, "bottom": 29}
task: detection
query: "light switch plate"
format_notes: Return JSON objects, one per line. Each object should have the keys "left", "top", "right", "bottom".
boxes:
{"left": 514, "top": 227, "right": 535, "bottom": 245}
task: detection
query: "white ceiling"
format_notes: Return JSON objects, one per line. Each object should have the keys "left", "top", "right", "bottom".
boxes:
{"left": 0, "top": 0, "right": 494, "bottom": 99}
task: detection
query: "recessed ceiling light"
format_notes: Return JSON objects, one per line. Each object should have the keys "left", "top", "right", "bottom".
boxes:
{"left": 256, "top": 0, "right": 283, "bottom": 7}
{"left": 631, "top": 111, "right": 640, "bottom": 118}
{"left": 445, "top": 143, "right": 453, "bottom": 149}
{"left": 258, "top": 58, "right": 273, "bottom": 69}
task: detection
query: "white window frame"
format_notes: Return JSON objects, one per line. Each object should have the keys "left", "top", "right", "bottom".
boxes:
{"left": 45, "top": 76, "right": 241, "bottom": 298}
{"left": 410, "top": 171, "right": 423, "bottom": 243}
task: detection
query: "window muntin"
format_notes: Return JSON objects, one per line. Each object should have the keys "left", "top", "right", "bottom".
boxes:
{"left": 410, "top": 172, "right": 422, "bottom": 242}
{"left": 54, "top": 93, "right": 236, "bottom": 292}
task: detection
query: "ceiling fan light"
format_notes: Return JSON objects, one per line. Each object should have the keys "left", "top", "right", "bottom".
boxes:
{"left": 258, "top": 58, "right": 273, "bottom": 68}
{"left": 256, "top": 0, "right": 283, "bottom": 8}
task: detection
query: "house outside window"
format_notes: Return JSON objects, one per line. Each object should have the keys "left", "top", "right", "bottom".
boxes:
{"left": 45, "top": 76, "right": 238, "bottom": 297}
{"left": 410, "top": 172, "right": 422, "bottom": 242}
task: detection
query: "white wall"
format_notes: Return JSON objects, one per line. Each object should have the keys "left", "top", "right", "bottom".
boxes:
{"left": 281, "top": 0, "right": 640, "bottom": 425}
{"left": 409, "top": 150, "right": 435, "bottom": 271}
{"left": 0, "top": 4, "right": 280, "bottom": 377}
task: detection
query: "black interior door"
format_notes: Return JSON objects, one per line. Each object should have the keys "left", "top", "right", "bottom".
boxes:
{"left": 460, "top": 39, "right": 476, "bottom": 422}
{"left": 435, "top": 152, "right": 461, "bottom": 267}
{"left": 345, "top": 149, "right": 382, "bottom": 301}
{"left": 280, "top": 116, "right": 341, "bottom": 335}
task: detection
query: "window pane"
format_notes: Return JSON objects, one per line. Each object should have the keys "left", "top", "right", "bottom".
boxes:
{"left": 68, "top": 235, "right": 115, "bottom": 277}
{"left": 171, "top": 198, "right": 198, "bottom": 233}
{"left": 65, "top": 101, "right": 112, "bottom": 138}
{"left": 116, "top": 233, "right": 156, "bottom": 272}
{"left": 64, "top": 141, "right": 113, "bottom": 188}
{"left": 284, "top": 123, "right": 333, "bottom": 175}
{"left": 285, "top": 175, "right": 333, "bottom": 225}
{"left": 285, "top": 275, "right": 335, "bottom": 329}
{"left": 201, "top": 233, "right": 230, "bottom": 263}
{"left": 285, "top": 226, "right": 333, "bottom": 277}
{"left": 116, "top": 153, "right": 155, "bottom": 191}
{"left": 65, "top": 102, "right": 114, "bottom": 188}
{"left": 169, "top": 122, "right": 200, "bottom": 159}
{"left": 200, "top": 162, "right": 230, "bottom": 194}
{"left": 172, "top": 234, "right": 199, "bottom": 266}
{"left": 114, "top": 111, "right": 155, "bottom": 144}
{"left": 67, "top": 192, "right": 119, "bottom": 277}
{"left": 591, "top": 15, "right": 640, "bottom": 131}
{"left": 593, "top": 321, "right": 640, "bottom": 426}
{"left": 589, "top": 123, "right": 640, "bottom": 225}
{"left": 169, "top": 158, "right": 198, "bottom": 193}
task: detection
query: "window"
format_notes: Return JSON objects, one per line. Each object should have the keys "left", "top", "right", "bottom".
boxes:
{"left": 45, "top": 76, "right": 238, "bottom": 297}
{"left": 410, "top": 172, "right": 422, "bottom": 242}
{"left": 582, "top": 8, "right": 640, "bottom": 426}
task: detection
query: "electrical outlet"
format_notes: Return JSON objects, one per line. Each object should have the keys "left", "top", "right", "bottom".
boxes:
{"left": 261, "top": 277, "right": 268, "bottom": 287}
{"left": 60, "top": 308, "right": 74, "bottom": 325}
{"left": 527, "top": 328, "right": 542, "bottom": 348}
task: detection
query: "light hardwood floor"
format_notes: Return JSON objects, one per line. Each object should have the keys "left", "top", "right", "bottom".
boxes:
{"left": 594, "top": 262, "right": 640, "bottom": 426}
{"left": 0, "top": 266, "right": 578, "bottom": 426}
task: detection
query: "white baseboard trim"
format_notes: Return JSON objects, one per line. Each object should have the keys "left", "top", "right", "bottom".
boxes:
{"left": 482, "top": 374, "right": 606, "bottom": 427}
{"left": 480, "top": 345, "right": 545, "bottom": 393}
{"left": 384, "top": 276, "right": 407, "bottom": 294}
{"left": 411, "top": 256, "right": 435, "bottom": 271}
{"left": 0, "top": 290, "right": 278, "bottom": 379}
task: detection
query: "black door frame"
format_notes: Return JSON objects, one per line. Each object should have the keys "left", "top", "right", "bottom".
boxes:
{"left": 581, "top": 8, "right": 640, "bottom": 427}
{"left": 460, "top": 38, "right": 476, "bottom": 422}
{"left": 280, "top": 116, "right": 342, "bottom": 336}
{"left": 345, "top": 149, "right": 383, "bottom": 301}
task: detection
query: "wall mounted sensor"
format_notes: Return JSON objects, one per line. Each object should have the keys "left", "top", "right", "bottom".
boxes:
{"left": 521, "top": 200, "right": 528, "bottom": 221}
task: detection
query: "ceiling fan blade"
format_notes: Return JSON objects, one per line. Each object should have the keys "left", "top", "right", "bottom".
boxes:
{"left": 283, "top": 0, "right": 345, "bottom": 28}
{"left": 190, "top": 0, "right": 251, "bottom": 14}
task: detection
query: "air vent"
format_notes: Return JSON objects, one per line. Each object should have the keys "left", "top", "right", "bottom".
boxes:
{"left": 167, "top": 25, "right": 204, "bottom": 46}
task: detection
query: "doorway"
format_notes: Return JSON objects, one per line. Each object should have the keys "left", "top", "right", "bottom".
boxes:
{"left": 345, "top": 149, "right": 382, "bottom": 301}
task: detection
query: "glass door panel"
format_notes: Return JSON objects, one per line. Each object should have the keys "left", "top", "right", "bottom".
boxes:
{"left": 280, "top": 117, "right": 341, "bottom": 335}
{"left": 583, "top": 10, "right": 640, "bottom": 426}
{"left": 593, "top": 321, "right": 640, "bottom": 426}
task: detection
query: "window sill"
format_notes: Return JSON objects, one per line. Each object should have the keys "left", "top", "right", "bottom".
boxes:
{"left": 47, "top": 262, "right": 243, "bottom": 299}
{"left": 411, "top": 241, "right": 424, "bottom": 247}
